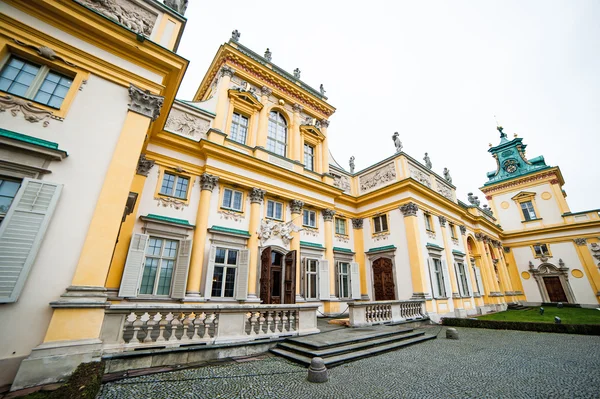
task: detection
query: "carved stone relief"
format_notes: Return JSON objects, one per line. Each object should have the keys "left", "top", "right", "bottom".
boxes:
{"left": 289, "top": 199, "right": 304, "bottom": 214}
{"left": 164, "top": 109, "right": 209, "bottom": 139}
{"left": 373, "top": 231, "right": 390, "bottom": 242}
{"left": 13, "top": 40, "right": 76, "bottom": 67}
{"left": 136, "top": 154, "right": 155, "bottom": 176}
{"left": 589, "top": 243, "right": 600, "bottom": 265}
{"left": 128, "top": 85, "right": 163, "bottom": 120}
{"left": 75, "top": 0, "right": 157, "bottom": 36}
{"left": 435, "top": 180, "right": 453, "bottom": 200}
{"left": 156, "top": 196, "right": 186, "bottom": 210}
{"left": 359, "top": 163, "right": 396, "bottom": 192}
{"left": 257, "top": 219, "right": 301, "bottom": 246}
{"left": 408, "top": 164, "right": 431, "bottom": 188}
{"left": 0, "top": 95, "right": 53, "bottom": 127}
{"left": 352, "top": 218, "right": 364, "bottom": 229}
{"left": 249, "top": 188, "right": 266, "bottom": 204}
{"left": 218, "top": 209, "right": 244, "bottom": 222}
{"left": 332, "top": 174, "right": 351, "bottom": 193}
{"left": 164, "top": 0, "right": 188, "bottom": 15}
{"left": 335, "top": 234, "right": 349, "bottom": 244}
{"left": 200, "top": 173, "right": 219, "bottom": 191}
{"left": 459, "top": 225, "right": 467, "bottom": 235}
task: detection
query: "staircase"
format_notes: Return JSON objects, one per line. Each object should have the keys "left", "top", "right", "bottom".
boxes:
{"left": 507, "top": 303, "right": 531, "bottom": 311}
{"left": 270, "top": 327, "right": 435, "bottom": 367}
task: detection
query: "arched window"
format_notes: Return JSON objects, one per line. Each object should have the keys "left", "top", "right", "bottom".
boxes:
{"left": 267, "top": 111, "right": 287, "bottom": 156}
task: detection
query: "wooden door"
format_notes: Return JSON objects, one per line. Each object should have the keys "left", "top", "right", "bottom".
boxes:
{"left": 284, "top": 250, "right": 296, "bottom": 304}
{"left": 544, "top": 276, "right": 568, "bottom": 303}
{"left": 259, "top": 247, "right": 271, "bottom": 304}
{"left": 373, "top": 258, "right": 396, "bottom": 301}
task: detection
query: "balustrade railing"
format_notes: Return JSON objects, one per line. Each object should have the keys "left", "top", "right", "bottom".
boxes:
{"left": 100, "top": 303, "right": 319, "bottom": 353}
{"left": 349, "top": 300, "right": 426, "bottom": 327}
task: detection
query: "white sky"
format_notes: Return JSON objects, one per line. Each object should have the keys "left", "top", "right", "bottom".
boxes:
{"left": 176, "top": 0, "right": 600, "bottom": 212}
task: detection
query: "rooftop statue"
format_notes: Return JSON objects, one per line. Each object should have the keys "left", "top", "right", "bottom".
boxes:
{"left": 320, "top": 84, "right": 326, "bottom": 96}
{"left": 164, "top": 0, "right": 188, "bottom": 15}
{"left": 467, "top": 192, "right": 481, "bottom": 206}
{"left": 231, "top": 29, "right": 240, "bottom": 42}
{"left": 392, "top": 132, "right": 403, "bottom": 153}
{"left": 264, "top": 48, "right": 272, "bottom": 61}
{"left": 443, "top": 167, "right": 452, "bottom": 184}
{"left": 349, "top": 156, "right": 355, "bottom": 173}
{"left": 293, "top": 68, "right": 301, "bottom": 79}
{"left": 423, "top": 152, "right": 432, "bottom": 169}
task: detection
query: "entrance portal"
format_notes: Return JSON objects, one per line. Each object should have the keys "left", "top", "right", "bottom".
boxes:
{"left": 372, "top": 257, "right": 396, "bottom": 301}
{"left": 259, "top": 247, "right": 296, "bottom": 304}
{"left": 543, "top": 276, "right": 568, "bottom": 302}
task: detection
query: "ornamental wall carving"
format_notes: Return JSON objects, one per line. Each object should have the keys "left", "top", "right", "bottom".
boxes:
{"left": 435, "top": 180, "right": 453, "bottom": 200}
{"left": 408, "top": 164, "right": 431, "bottom": 188}
{"left": 218, "top": 209, "right": 244, "bottom": 222}
{"left": 480, "top": 171, "right": 559, "bottom": 194}
{"left": 155, "top": 196, "right": 187, "bottom": 210}
{"left": 0, "top": 95, "right": 53, "bottom": 127}
{"left": 359, "top": 163, "right": 396, "bottom": 193}
{"left": 373, "top": 231, "right": 390, "bottom": 242}
{"left": 164, "top": 109, "right": 210, "bottom": 140}
{"left": 332, "top": 174, "right": 351, "bottom": 193}
{"left": 75, "top": 0, "right": 157, "bottom": 36}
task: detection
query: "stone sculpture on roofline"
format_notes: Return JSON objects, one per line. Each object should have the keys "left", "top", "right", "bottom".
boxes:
{"left": 423, "top": 152, "right": 432, "bottom": 169}
{"left": 443, "top": 167, "right": 452, "bottom": 184}
{"left": 392, "top": 132, "right": 403, "bottom": 153}
{"left": 349, "top": 156, "right": 355, "bottom": 173}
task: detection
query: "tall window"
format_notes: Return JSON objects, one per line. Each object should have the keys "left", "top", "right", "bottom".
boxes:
{"left": 533, "top": 243, "right": 550, "bottom": 257}
{"left": 304, "top": 144, "right": 315, "bottom": 171}
{"left": 211, "top": 248, "right": 238, "bottom": 298}
{"left": 305, "top": 258, "right": 319, "bottom": 299}
{"left": 267, "top": 111, "right": 287, "bottom": 156}
{"left": 456, "top": 262, "right": 470, "bottom": 296}
{"left": 520, "top": 201, "right": 537, "bottom": 221}
{"left": 222, "top": 188, "right": 243, "bottom": 211}
{"left": 230, "top": 112, "right": 248, "bottom": 144}
{"left": 337, "top": 262, "right": 351, "bottom": 299}
{"left": 335, "top": 218, "right": 347, "bottom": 235}
{"left": 372, "top": 214, "right": 388, "bottom": 233}
{"left": 424, "top": 213, "right": 433, "bottom": 231}
{"left": 431, "top": 258, "right": 446, "bottom": 298}
{"left": 303, "top": 209, "right": 316, "bottom": 227}
{"left": 266, "top": 199, "right": 283, "bottom": 220}
{"left": 0, "top": 56, "right": 72, "bottom": 108}
{"left": 160, "top": 172, "right": 189, "bottom": 199}
{"left": 471, "top": 259, "right": 482, "bottom": 294}
{"left": 449, "top": 223, "right": 457, "bottom": 239}
{"left": 0, "top": 177, "right": 21, "bottom": 220}
{"left": 139, "top": 237, "right": 178, "bottom": 295}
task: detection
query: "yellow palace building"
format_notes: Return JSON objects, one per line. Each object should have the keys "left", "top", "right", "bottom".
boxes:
{"left": 0, "top": 0, "right": 599, "bottom": 391}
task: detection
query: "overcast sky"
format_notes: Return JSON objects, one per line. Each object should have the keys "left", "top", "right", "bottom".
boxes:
{"left": 176, "top": 0, "right": 599, "bottom": 212}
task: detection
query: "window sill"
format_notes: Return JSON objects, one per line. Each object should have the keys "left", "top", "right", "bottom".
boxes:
{"left": 266, "top": 216, "right": 284, "bottom": 222}
{"left": 533, "top": 255, "right": 552, "bottom": 259}
{"left": 521, "top": 218, "right": 543, "bottom": 223}
{"left": 221, "top": 207, "right": 244, "bottom": 213}
{"left": 373, "top": 230, "right": 389, "bottom": 235}
{"left": 433, "top": 297, "right": 449, "bottom": 300}
{"left": 426, "top": 229, "right": 435, "bottom": 233}
{"left": 303, "top": 225, "right": 318, "bottom": 229}
{"left": 158, "top": 193, "right": 189, "bottom": 202}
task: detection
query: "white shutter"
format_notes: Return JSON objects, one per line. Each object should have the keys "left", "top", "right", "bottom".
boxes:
{"left": 454, "top": 263, "right": 464, "bottom": 297}
{"left": 427, "top": 258, "right": 439, "bottom": 298}
{"left": 441, "top": 260, "right": 451, "bottom": 298}
{"left": 203, "top": 245, "right": 217, "bottom": 299}
{"left": 171, "top": 239, "right": 191, "bottom": 299}
{"left": 475, "top": 267, "right": 484, "bottom": 295}
{"left": 318, "top": 259, "right": 330, "bottom": 300}
{"left": 350, "top": 262, "right": 360, "bottom": 299}
{"left": 300, "top": 258, "right": 306, "bottom": 299}
{"left": 0, "top": 179, "right": 62, "bottom": 303}
{"left": 118, "top": 233, "right": 149, "bottom": 297}
{"left": 463, "top": 263, "right": 473, "bottom": 296}
{"left": 235, "top": 249, "right": 249, "bottom": 300}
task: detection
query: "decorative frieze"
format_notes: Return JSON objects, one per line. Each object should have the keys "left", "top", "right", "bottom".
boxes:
{"left": 165, "top": 109, "right": 209, "bottom": 138}
{"left": 0, "top": 95, "right": 52, "bottom": 127}
{"left": 352, "top": 218, "right": 364, "bottom": 229}
{"left": 249, "top": 188, "right": 266, "bottom": 204}
{"left": 332, "top": 174, "right": 351, "bottom": 193}
{"left": 426, "top": 230, "right": 436, "bottom": 239}
{"left": 261, "top": 86, "right": 272, "bottom": 97}
{"left": 75, "top": 0, "right": 157, "bottom": 36}
{"left": 373, "top": 231, "right": 390, "bottom": 242}
{"left": 258, "top": 219, "right": 301, "bottom": 245}
{"left": 128, "top": 84, "right": 164, "bottom": 121}
{"left": 435, "top": 180, "right": 453, "bottom": 200}
{"left": 322, "top": 209, "right": 336, "bottom": 222}
{"left": 156, "top": 196, "right": 186, "bottom": 210}
{"left": 459, "top": 225, "right": 467, "bottom": 235}
{"left": 399, "top": 202, "right": 418, "bottom": 217}
{"left": 218, "top": 209, "right": 244, "bottom": 222}
{"left": 136, "top": 154, "right": 155, "bottom": 176}
{"left": 438, "top": 215, "right": 447, "bottom": 227}
{"left": 289, "top": 199, "right": 304, "bottom": 214}
{"left": 359, "top": 163, "right": 396, "bottom": 192}
{"left": 574, "top": 238, "right": 587, "bottom": 246}
{"left": 408, "top": 164, "right": 431, "bottom": 188}
{"left": 335, "top": 234, "right": 349, "bottom": 244}
{"left": 200, "top": 173, "right": 219, "bottom": 191}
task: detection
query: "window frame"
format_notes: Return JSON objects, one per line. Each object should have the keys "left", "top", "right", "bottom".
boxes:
{"left": 229, "top": 111, "right": 249, "bottom": 145}
{"left": 336, "top": 261, "right": 351, "bottom": 299}
{"left": 431, "top": 257, "right": 446, "bottom": 299}
{"left": 531, "top": 243, "right": 552, "bottom": 258}
{"left": 0, "top": 176, "right": 22, "bottom": 223}
{"left": 267, "top": 110, "right": 288, "bottom": 157}
{"left": 304, "top": 143, "right": 315, "bottom": 171}
{"left": 155, "top": 167, "right": 192, "bottom": 203}
{"left": 221, "top": 187, "right": 244, "bottom": 212}
{"left": 335, "top": 217, "right": 347, "bottom": 236}
{"left": 372, "top": 214, "right": 389, "bottom": 234}
{"left": 520, "top": 200, "right": 537, "bottom": 221}
{"left": 302, "top": 209, "right": 317, "bottom": 228}
{"left": 266, "top": 199, "right": 284, "bottom": 221}
{"left": 304, "top": 258, "right": 319, "bottom": 300}
{"left": 210, "top": 247, "right": 239, "bottom": 298}
{"left": 455, "top": 261, "right": 470, "bottom": 297}
{"left": 138, "top": 236, "right": 180, "bottom": 297}
{"left": 449, "top": 223, "right": 457, "bottom": 239}
{"left": 424, "top": 213, "right": 434, "bottom": 232}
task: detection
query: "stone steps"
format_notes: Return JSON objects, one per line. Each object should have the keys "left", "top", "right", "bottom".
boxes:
{"left": 270, "top": 328, "right": 436, "bottom": 367}
{"left": 507, "top": 303, "right": 531, "bottom": 311}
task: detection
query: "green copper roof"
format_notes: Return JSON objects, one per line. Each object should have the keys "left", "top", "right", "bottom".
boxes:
{"left": 426, "top": 243, "right": 444, "bottom": 250}
{"left": 209, "top": 225, "right": 251, "bottom": 237}
{"left": 484, "top": 126, "right": 551, "bottom": 186}
{"left": 366, "top": 245, "right": 396, "bottom": 253}
{"left": 300, "top": 241, "right": 324, "bottom": 249}
{"left": 144, "top": 214, "right": 193, "bottom": 227}
{"left": 452, "top": 250, "right": 466, "bottom": 256}
{"left": 0, "top": 128, "right": 67, "bottom": 154}
{"left": 333, "top": 247, "right": 354, "bottom": 253}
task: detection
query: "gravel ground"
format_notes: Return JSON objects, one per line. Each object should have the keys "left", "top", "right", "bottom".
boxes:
{"left": 98, "top": 326, "right": 600, "bottom": 399}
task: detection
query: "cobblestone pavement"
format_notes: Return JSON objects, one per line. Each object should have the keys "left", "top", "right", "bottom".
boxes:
{"left": 98, "top": 327, "right": 600, "bottom": 399}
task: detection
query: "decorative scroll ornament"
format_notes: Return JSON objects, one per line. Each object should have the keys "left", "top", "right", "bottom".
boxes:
{"left": 200, "top": 173, "right": 219, "bottom": 191}
{"left": 164, "top": 0, "right": 188, "bottom": 15}
{"left": 13, "top": 40, "right": 77, "bottom": 67}
{"left": 136, "top": 154, "right": 155, "bottom": 176}
{"left": 231, "top": 29, "right": 241, "bottom": 41}
{"left": 75, "top": 0, "right": 156, "bottom": 36}
{"left": 399, "top": 202, "right": 418, "bottom": 217}
{"left": 574, "top": 238, "right": 587, "bottom": 246}
{"left": 322, "top": 209, "right": 336, "bottom": 221}
{"left": 360, "top": 163, "right": 396, "bottom": 192}
{"left": 219, "top": 209, "right": 244, "bottom": 222}
{"left": 128, "top": 85, "right": 164, "bottom": 121}
{"left": 352, "top": 218, "right": 364, "bottom": 229}
{"left": 0, "top": 95, "right": 52, "bottom": 127}
{"left": 289, "top": 199, "right": 304, "bottom": 214}
{"left": 156, "top": 196, "right": 186, "bottom": 210}
{"left": 589, "top": 243, "right": 600, "bottom": 264}
{"left": 220, "top": 66, "right": 235, "bottom": 78}
{"left": 258, "top": 219, "right": 302, "bottom": 245}
{"left": 165, "top": 110, "right": 209, "bottom": 138}
{"left": 459, "top": 225, "right": 467, "bottom": 235}
{"left": 249, "top": 188, "right": 266, "bottom": 204}
{"left": 438, "top": 215, "right": 447, "bottom": 227}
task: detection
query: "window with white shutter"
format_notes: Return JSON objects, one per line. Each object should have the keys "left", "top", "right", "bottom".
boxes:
{"left": 0, "top": 178, "right": 62, "bottom": 303}
{"left": 350, "top": 262, "right": 361, "bottom": 299}
{"left": 318, "top": 259, "right": 330, "bottom": 300}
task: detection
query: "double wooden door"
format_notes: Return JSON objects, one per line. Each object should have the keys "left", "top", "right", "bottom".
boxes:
{"left": 260, "top": 247, "right": 296, "bottom": 304}
{"left": 373, "top": 257, "right": 396, "bottom": 301}
{"left": 544, "top": 276, "right": 568, "bottom": 303}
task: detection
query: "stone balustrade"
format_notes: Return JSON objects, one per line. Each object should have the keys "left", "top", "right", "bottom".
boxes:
{"left": 348, "top": 300, "right": 426, "bottom": 327}
{"left": 100, "top": 303, "right": 320, "bottom": 353}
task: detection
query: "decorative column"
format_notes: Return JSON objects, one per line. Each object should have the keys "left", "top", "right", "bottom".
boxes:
{"left": 290, "top": 199, "right": 304, "bottom": 300}
{"left": 255, "top": 86, "right": 272, "bottom": 148}
{"left": 438, "top": 215, "right": 462, "bottom": 309}
{"left": 460, "top": 225, "right": 484, "bottom": 307}
{"left": 492, "top": 240, "right": 514, "bottom": 296}
{"left": 322, "top": 209, "right": 336, "bottom": 308}
{"left": 320, "top": 119, "right": 330, "bottom": 175}
{"left": 291, "top": 104, "right": 303, "bottom": 163}
{"left": 186, "top": 173, "right": 219, "bottom": 295}
{"left": 475, "top": 233, "right": 501, "bottom": 304}
{"left": 399, "top": 202, "right": 430, "bottom": 302}
{"left": 352, "top": 218, "right": 369, "bottom": 300}
{"left": 502, "top": 246, "right": 526, "bottom": 300}
{"left": 213, "top": 66, "right": 234, "bottom": 131}
{"left": 573, "top": 238, "right": 600, "bottom": 302}
{"left": 246, "top": 188, "right": 266, "bottom": 301}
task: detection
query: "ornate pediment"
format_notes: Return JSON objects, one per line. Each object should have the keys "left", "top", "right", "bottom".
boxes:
{"left": 228, "top": 89, "right": 263, "bottom": 111}
{"left": 300, "top": 124, "right": 325, "bottom": 141}
{"left": 511, "top": 191, "right": 536, "bottom": 201}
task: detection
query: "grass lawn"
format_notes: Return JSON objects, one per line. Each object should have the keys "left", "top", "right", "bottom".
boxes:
{"left": 477, "top": 306, "right": 600, "bottom": 325}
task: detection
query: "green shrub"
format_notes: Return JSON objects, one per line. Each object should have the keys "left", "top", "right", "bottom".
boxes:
{"left": 441, "top": 318, "right": 600, "bottom": 335}
{"left": 47, "top": 361, "right": 105, "bottom": 399}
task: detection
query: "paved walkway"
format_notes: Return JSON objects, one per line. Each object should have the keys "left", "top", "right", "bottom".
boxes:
{"left": 98, "top": 326, "right": 600, "bottom": 399}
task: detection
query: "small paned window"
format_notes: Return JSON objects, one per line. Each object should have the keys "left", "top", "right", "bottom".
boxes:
{"left": 424, "top": 213, "right": 433, "bottom": 231}
{"left": 139, "top": 237, "right": 178, "bottom": 295}
{"left": 335, "top": 218, "right": 347, "bottom": 235}
{"left": 305, "top": 258, "right": 319, "bottom": 299}
{"left": 303, "top": 209, "right": 316, "bottom": 228}
{"left": 373, "top": 215, "right": 388, "bottom": 233}
{"left": 211, "top": 248, "right": 238, "bottom": 298}
{"left": 267, "top": 200, "right": 283, "bottom": 220}
{"left": 449, "top": 223, "right": 457, "bottom": 239}
{"left": 230, "top": 112, "right": 248, "bottom": 144}
{"left": 267, "top": 111, "right": 287, "bottom": 156}
{"left": 0, "top": 56, "right": 72, "bottom": 108}
{"left": 160, "top": 172, "right": 189, "bottom": 199}
{"left": 456, "top": 262, "right": 470, "bottom": 296}
{"left": 533, "top": 244, "right": 550, "bottom": 257}
{"left": 222, "top": 188, "right": 243, "bottom": 211}
{"left": 520, "top": 201, "right": 537, "bottom": 221}
{"left": 337, "top": 262, "right": 351, "bottom": 299}
{"left": 0, "top": 177, "right": 22, "bottom": 219}
{"left": 432, "top": 258, "right": 446, "bottom": 298}
{"left": 304, "top": 144, "right": 315, "bottom": 171}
